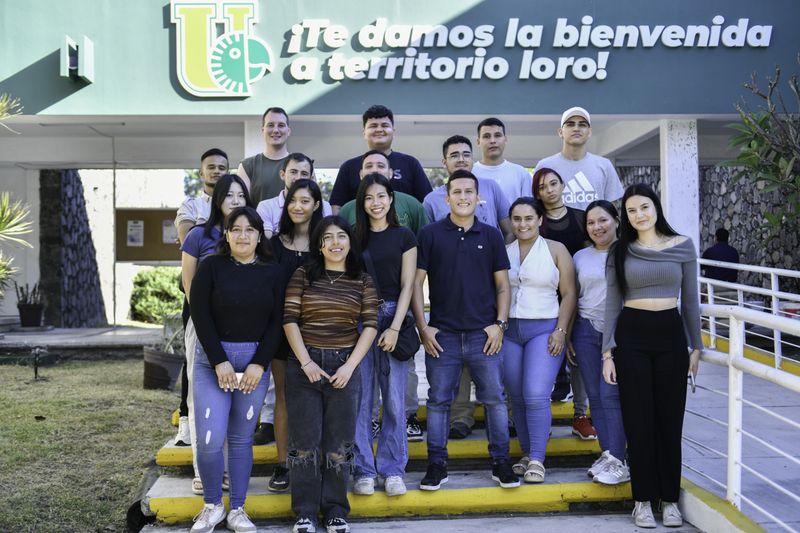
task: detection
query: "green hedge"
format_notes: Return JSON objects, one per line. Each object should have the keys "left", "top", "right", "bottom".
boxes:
{"left": 129, "top": 267, "right": 183, "bottom": 324}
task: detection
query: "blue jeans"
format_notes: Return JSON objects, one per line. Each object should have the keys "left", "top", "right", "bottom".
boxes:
{"left": 425, "top": 329, "right": 509, "bottom": 465}
{"left": 354, "top": 302, "right": 408, "bottom": 478}
{"left": 193, "top": 341, "right": 269, "bottom": 508}
{"left": 571, "top": 317, "right": 626, "bottom": 459}
{"left": 501, "top": 318, "right": 562, "bottom": 462}
{"left": 287, "top": 347, "right": 361, "bottom": 521}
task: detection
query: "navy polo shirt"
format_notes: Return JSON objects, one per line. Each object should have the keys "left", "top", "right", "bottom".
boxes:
{"left": 417, "top": 216, "right": 510, "bottom": 332}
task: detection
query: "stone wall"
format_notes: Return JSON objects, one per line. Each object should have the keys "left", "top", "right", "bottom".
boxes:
{"left": 39, "top": 170, "right": 108, "bottom": 327}
{"left": 616, "top": 165, "right": 800, "bottom": 294}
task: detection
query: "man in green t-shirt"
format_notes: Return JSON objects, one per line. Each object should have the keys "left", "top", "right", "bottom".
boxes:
{"left": 237, "top": 106, "right": 292, "bottom": 204}
{"left": 338, "top": 150, "right": 430, "bottom": 234}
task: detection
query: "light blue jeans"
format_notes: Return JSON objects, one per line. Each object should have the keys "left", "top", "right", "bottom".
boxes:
{"left": 193, "top": 341, "right": 269, "bottom": 508}
{"left": 354, "top": 301, "right": 409, "bottom": 478}
{"left": 501, "top": 318, "right": 563, "bottom": 462}
{"left": 571, "top": 316, "right": 626, "bottom": 459}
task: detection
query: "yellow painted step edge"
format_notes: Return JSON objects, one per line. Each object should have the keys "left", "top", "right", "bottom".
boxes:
{"left": 156, "top": 438, "right": 600, "bottom": 467}
{"left": 680, "top": 478, "right": 765, "bottom": 533}
{"left": 172, "top": 402, "right": 581, "bottom": 427}
{"left": 149, "top": 481, "right": 630, "bottom": 524}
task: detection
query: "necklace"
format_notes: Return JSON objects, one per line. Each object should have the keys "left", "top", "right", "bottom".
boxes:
{"left": 636, "top": 236, "right": 669, "bottom": 248}
{"left": 326, "top": 270, "right": 345, "bottom": 284}
{"left": 547, "top": 205, "right": 567, "bottom": 219}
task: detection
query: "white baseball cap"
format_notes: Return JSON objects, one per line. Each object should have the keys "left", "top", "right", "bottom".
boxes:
{"left": 560, "top": 106, "right": 591, "bottom": 126}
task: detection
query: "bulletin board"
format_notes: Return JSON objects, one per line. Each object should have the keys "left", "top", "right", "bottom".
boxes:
{"left": 115, "top": 209, "right": 181, "bottom": 261}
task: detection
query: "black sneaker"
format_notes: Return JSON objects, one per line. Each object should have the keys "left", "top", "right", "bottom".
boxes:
{"left": 268, "top": 464, "right": 290, "bottom": 492}
{"left": 491, "top": 460, "right": 521, "bottom": 488}
{"left": 448, "top": 422, "right": 471, "bottom": 439}
{"left": 371, "top": 418, "right": 381, "bottom": 440}
{"left": 406, "top": 414, "right": 423, "bottom": 442}
{"left": 420, "top": 463, "right": 449, "bottom": 491}
{"left": 325, "top": 517, "right": 350, "bottom": 533}
{"left": 253, "top": 422, "right": 275, "bottom": 445}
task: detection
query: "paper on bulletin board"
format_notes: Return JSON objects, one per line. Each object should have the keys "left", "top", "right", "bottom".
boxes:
{"left": 162, "top": 220, "right": 178, "bottom": 244}
{"left": 127, "top": 220, "right": 144, "bottom": 247}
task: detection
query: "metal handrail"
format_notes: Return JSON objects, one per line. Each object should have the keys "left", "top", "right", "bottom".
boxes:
{"left": 687, "top": 304, "right": 800, "bottom": 532}
{"left": 699, "top": 259, "right": 800, "bottom": 369}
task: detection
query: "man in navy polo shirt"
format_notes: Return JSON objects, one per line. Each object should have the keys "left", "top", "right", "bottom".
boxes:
{"left": 411, "top": 169, "right": 519, "bottom": 491}
{"left": 329, "top": 104, "right": 432, "bottom": 213}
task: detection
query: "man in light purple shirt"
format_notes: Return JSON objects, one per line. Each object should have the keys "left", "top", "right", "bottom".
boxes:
{"left": 255, "top": 153, "right": 332, "bottom": 238}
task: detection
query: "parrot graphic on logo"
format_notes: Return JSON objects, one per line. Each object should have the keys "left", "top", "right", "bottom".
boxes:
{"left": 209, "top": 32, "right": 272, "bottom": 95}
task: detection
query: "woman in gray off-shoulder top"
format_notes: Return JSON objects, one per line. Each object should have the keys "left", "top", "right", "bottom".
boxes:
{"left": 601, "top": 184, "right": 702, "bottom": 529}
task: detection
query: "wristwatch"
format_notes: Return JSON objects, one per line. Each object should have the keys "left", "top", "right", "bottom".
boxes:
{"left": 495, "top": 319, "right": 508, "bottom": 332}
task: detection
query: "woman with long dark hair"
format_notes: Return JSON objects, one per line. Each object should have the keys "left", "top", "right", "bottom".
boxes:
{"left": 351, "top": 173, "right": 417, "bottom": 497}
{"left": 602, "top": 183, "right": 702, "bottom": 528}
{"left": 501, "top": 197, "right": 576, "bottom": 484}
{"left": 569, "top": 200, "right": 629, "bottom": 485}
{"left": 283, "top": 216, "right": 379, "bottom": 533}
{"left": 189, "top": 207, "right": 282, "bottom": 533}
{"left": 265, "top": 178, "right": 325, "bottom": 493}
{"left": 181, "top": 173, "right": 251, "bottom": 496}
{"left": 532, "top": 167, "right": 594, "bottom": 440}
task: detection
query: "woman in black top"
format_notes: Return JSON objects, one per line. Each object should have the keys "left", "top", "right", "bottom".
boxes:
{"left": 533, "top": 167, "right": 588, "bottom": 256}
{"left": 532, "top": 167, "right": 594, "bottom": 439}
{"left": 189, "top": 207, "right": 282, "bottom": 533}
{"left": 351, "top": 173, "right": 418, "bottom": 498}
{"left": 265, "top": 178, "right": 324, "bottom": 493}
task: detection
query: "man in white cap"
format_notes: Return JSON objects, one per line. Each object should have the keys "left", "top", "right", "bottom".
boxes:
{"left": 533, "top": 107, "right": 623, "bottom": 210}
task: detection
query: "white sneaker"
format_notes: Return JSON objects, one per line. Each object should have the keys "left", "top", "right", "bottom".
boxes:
{"left": 226, "top": 507, "right": 256, "bottom": 533}
{"left": 190, "top": 503, "right": 226, "bottom": 533}
{"left": 174, "top": 416, "right": 191, "bottom": 446}
{"left": 353, "top": 476, "right": 375, "bottom": 495}
{"left": 632, "top": 501, "right": 656, "bottom": 528}
{"left": 191, "top": 477, "right": 203, "bottom": 495}
{"left": 385, "top": 475, "right": 407, "bottom": 496}
{"left": 662, "top": 501, "right": 683, "bottom": 527}
{"left": 588, "top": 450, "right": 611, "bottom": 478}
{"left": 593, "top": 455, "right": 630, "bottom": 485}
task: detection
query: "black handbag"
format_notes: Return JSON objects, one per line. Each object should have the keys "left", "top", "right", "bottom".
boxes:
{"left": 363, "top": 248, "right": 421, "bottom": 362}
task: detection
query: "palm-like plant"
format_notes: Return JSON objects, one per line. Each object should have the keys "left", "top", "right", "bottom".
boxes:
{"left": 0, "top": 93, "right": 22, "bottom": 134}
{"left": 0, "top": 193, "right": 33, "bottom": 300}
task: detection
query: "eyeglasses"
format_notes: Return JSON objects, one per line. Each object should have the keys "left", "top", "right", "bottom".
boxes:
{"left": 447, "top": 152, "right": 472, "bottom": 161}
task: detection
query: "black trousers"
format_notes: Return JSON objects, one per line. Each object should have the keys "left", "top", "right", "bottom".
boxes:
{"left": 615, "top": 307, "right": 689, "bottom": 502}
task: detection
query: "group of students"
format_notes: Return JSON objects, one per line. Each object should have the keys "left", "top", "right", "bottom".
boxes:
{"left": 172, "top": 104, "right": 702, "bottom": 533}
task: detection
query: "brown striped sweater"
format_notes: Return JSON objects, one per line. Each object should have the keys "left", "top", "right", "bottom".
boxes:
{"left": 283, "top": 267, "right": 379, "bottom": 349}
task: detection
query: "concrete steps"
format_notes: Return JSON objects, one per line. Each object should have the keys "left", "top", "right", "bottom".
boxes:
{"left": 145, "top": 467, "right": 630, "bottom": 524}
{"left": 155, "top": 424, "right": 600, "bottom": 467}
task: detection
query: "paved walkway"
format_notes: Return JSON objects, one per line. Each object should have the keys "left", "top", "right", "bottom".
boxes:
{"left": 682, "top": 353, "right": 800, "bottom": 532}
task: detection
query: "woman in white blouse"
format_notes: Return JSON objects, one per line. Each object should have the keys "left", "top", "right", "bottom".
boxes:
{"left": 501, "top": 197, "right": 576, "bottom": 484}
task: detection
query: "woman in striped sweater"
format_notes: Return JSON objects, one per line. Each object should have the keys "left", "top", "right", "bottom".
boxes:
{"left": 283, "top": 215, "right": 379, "bottom": 533}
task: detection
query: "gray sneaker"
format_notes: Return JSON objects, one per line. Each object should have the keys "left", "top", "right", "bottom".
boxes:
{"left": 632, "top": 501, "right": 656, "bottom": 528}
{"left": 226, "top": 507, "right": 256, "bottom": 533}
{"left": 662, "top": 501, "right": 684, "bottom": 527}
{"left": 593, "top": 455, "right": 630, "bottom": 485}
{"left": 190, "top": 503, "right": 225, "bottom": 533}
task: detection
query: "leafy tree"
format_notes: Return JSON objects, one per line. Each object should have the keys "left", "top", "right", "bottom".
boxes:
{"left": 183, "top": 169, "right": 202, "bottom": 197}
{"left": 727, "top": 55, "right": 800, "bottom": 232}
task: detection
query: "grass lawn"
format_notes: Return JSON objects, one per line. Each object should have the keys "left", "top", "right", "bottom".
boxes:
{"left": 0, "top": 359, "right": 176, "bottom": 532}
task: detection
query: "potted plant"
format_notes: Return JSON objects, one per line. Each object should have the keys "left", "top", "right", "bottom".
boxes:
{"left": 143, "top": 314, "right": 185, "bottom": 390}
{"left": 14, "top": 281, "right": 45, "bottom": 327}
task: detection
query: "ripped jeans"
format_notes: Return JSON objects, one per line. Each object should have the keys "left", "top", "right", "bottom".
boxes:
{"left": 193, "top": 341, "right": 269, "bottom": 508}
{"left": 287, "top": 347, "right": 361, "bottom": 521}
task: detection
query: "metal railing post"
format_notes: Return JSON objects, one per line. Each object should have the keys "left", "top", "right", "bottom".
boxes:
{"left": 771, "top": 273, "right": 782, "bottom": 368}
{"left": 726, "top": 314, "right": 745, "bottom": 509}
{"left": 708, "top": 282, "right": 718, "bottom": 348}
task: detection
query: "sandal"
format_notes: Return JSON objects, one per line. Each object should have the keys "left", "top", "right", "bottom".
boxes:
{"left": 524, "top": 460, "right": 546, "bottom": 483}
